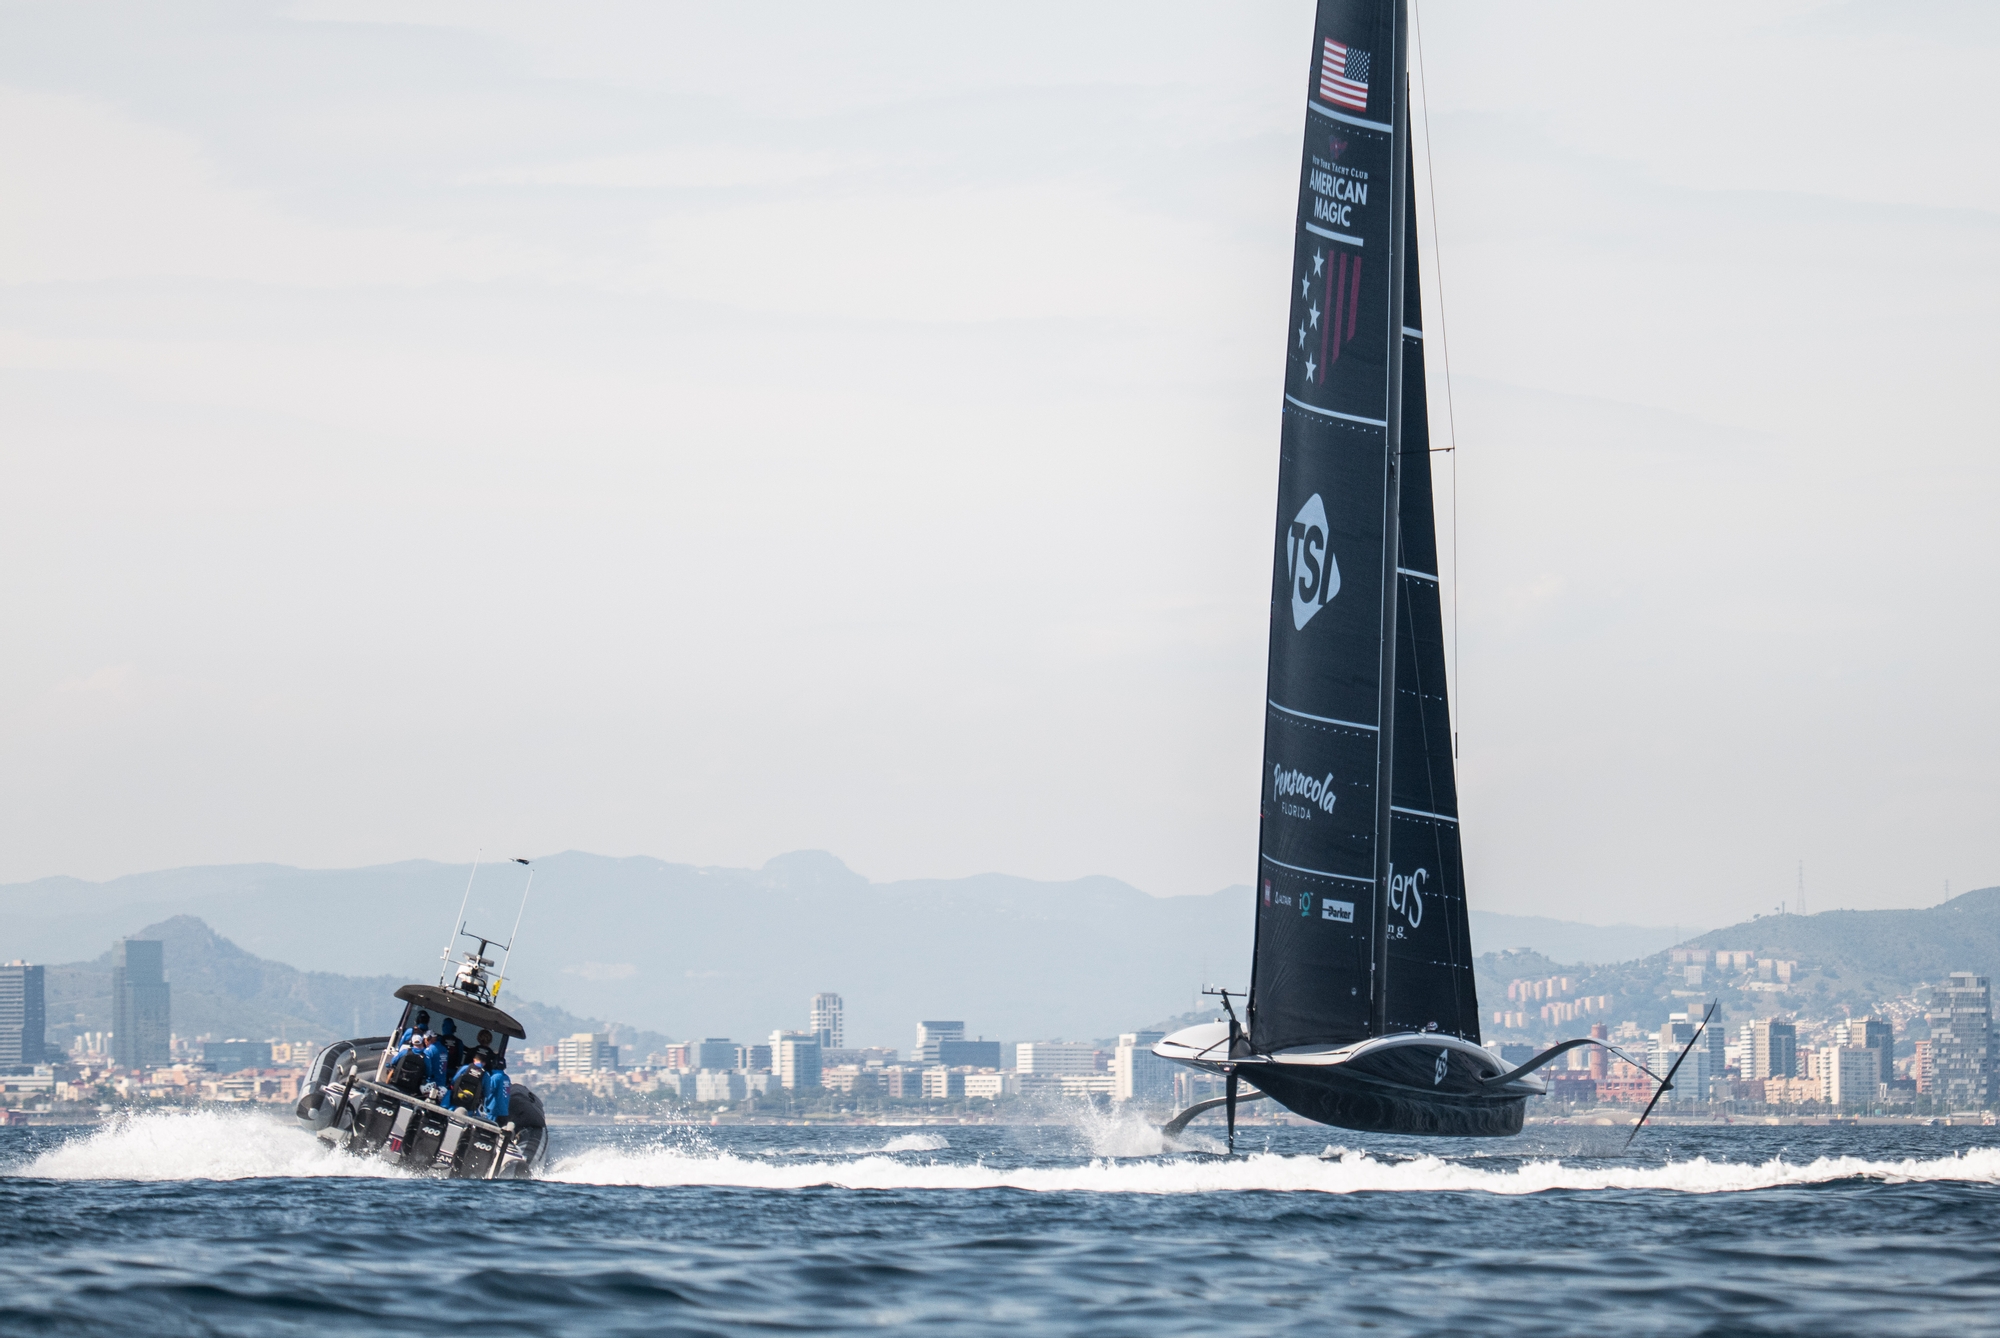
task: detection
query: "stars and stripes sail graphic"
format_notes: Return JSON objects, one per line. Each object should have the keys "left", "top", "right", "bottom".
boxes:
{"left": 1296, "top": 246, "right": 1363, "bottom": 385}
{"left": 1319, "top": 39, "right": 1371, "bottom": 112}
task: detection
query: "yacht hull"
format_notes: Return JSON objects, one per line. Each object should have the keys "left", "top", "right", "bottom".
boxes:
{"left": 1155, "top": 1024, "right": 1537, "bottom": 1138}
{"left": 1242, "top": 1058, "right": 1526, "bottom": 1137}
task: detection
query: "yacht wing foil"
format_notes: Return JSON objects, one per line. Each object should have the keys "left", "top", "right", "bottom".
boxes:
{"left": 1156, "top": 0, "right": 1559, "bottom": 1142}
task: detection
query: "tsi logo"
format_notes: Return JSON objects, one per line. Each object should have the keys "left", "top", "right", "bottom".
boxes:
{"left": 1386, "top": 863, "right": 1428, "bottom": 929}
{"left": 1286, "top": 494, "right": 1341, "bottom": 630}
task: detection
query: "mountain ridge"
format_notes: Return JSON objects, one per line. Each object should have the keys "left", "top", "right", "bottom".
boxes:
{"left": 44, "top": 914, "right": 657, "bottom": 1056}
{"left": 5, "top": 852, "right": 1989, "bottom": 1049}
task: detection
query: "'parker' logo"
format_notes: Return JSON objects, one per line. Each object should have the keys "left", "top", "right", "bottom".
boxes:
{"left": 1286, "top": 494, "right": 1340, "bottom": 630}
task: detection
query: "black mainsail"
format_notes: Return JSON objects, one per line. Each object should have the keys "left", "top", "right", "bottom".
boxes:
{"left": 1246, "top": 0, "right": 1479, "bottom": 1055}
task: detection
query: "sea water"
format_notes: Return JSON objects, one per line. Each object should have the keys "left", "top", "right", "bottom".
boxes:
{"left": 6, "top": 1111, "right": 2000, "bottom": 1335}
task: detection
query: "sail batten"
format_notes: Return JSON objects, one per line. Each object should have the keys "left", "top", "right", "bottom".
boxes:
{"left": 1247, "top": 0, "right": 1479, "bottom": 1055}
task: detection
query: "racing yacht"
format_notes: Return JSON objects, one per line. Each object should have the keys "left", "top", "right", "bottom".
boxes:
{"left": 1154, "top": 0, "right": 1554, "bottom": 1143}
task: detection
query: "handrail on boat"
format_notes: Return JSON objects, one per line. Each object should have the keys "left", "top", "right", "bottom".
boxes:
{"left": 351, "top": 1076, "right": 511, "bottom": 1136}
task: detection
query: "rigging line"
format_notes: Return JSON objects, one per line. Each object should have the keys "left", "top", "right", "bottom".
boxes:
{"left": 1413, "top": 0, "right": 1462, "bottom": 760}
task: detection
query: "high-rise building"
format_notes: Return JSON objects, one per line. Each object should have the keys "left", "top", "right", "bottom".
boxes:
{"left": 1750, "top": 1019, "right": 1797, "bottom": 1080}
{"left": 1926, "top": 973, "right": 1993, "bottom": 1110}
{"left": 1841, "top": 1018, "right": 1894, "bottom": 1087}
{"left": 776, "top": 1035, "right": 822, "bottom": 1090}
{"left": 693, "top": 1037, "right": 737, "bottom": 1071}
{"left": 1653, "top": 1017, "right": 1714, "bottom": 1101}
{"left": 1017, "top": 1042, "right": 1097, "bottom": 1076}
{"left": 557, "top": 1033, "right": 619, "bottom": 1074}
{"left": 1826, "top": 1046, "right": 1879, "bottom": 1108}
{"left": 810, "top": 993, "right": 843, "bottom": 1050}
{"left": 111, "top": 939, "right": 171, "bottom": 1070}
{"left": 1112, "top": 1032, "right": 1173, "bottom": 1107}
{"left": 0, "top": 961, "right": 45, "bottom": 1070}
{"left": 915, "top": 1021, "right": 963, "bottom": 1065}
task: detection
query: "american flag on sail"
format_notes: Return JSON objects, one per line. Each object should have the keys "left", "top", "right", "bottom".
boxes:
{"left": 1319, "top": 39, "right": 1371, "bottom": 112}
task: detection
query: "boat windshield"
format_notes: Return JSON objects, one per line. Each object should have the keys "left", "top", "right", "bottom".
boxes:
{"left": 392, "top": 1001, "right": 511, "bottom": 1058}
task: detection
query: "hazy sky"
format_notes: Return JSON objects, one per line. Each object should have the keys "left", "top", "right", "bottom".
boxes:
{"left": 2, "top": 2, "right": 1994, "bottom": 927}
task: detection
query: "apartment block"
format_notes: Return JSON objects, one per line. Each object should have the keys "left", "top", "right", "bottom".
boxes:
{"left": 1016, "top": 1042, "right": 1097, "bottom": 1076}
{"left": 1926, "top": 973, "right": 1993, "bottom": 1110}
{"left": 1112, "top": 1032, "right": 1174, "bottom": 1106}
{"left": 696, "top": 1070, "right": 747, "bottom": 1103}
{"left": 965, "top": 1072, "right": 1019, "bottom": 1100}
{"left": 809, "top": 993, "right": 843, "bottom": 1049}
{"left": 776, "top": 1035, "right": 822, "bottom": 1090}
{"left": 1825, "top": 1046, "right": 1879, "bottom": 1108}
{"left": 558, "top": 1033, "right": 619, "bottom": 1074}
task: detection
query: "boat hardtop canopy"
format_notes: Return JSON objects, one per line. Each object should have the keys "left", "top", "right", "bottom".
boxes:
{"left": 393, "top": 983, "right": 528, "bottom": 1040}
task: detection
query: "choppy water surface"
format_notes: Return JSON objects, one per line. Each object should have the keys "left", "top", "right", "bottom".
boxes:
{"left": 6, "top": 1111, "right": 2000, "bottom": 1336}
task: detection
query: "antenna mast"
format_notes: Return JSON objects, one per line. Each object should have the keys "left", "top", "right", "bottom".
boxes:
{"left": 497, "top": 858, "right": 534, "bottom": 991}
{"left": 442, "top": 850, "right": 481, "bottom": 979}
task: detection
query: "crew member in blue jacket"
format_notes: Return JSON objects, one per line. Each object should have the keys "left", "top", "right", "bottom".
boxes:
{"left": 422, "top": 1024, "right": 459, "bottom": 1096}
{"left": 482, "top": 1059, "right": 512, "bottom": 1125}
{"left": 394, "top": 1011, "right": 432, "bottom": 1048}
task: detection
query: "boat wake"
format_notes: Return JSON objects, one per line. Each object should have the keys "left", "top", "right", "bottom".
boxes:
{"left": 542, "top": 1142, "right": 2000, "bottom": 1196}
{"left": 14, "top": 1108, "right": 407, "bottom": 1182}
{"left": 18, "top": 1110, "right": 2000, "bottom": 1197}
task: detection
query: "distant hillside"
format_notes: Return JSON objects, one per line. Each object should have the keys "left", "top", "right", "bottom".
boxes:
{"left": 45, "top": 915, "right": 663, "bottom": 1054}
{"left": 1684, "top": 889, "right": 2000, "bottom": 1003}
{"left": 0, "top": 852, "right": 1251, "bottom": 1047}
{"left": 10, "top": 852, "right": 1988, "bottom": 1050}
{"left": 1469, "top": 911, "right": 1698, "bottom": 966}
{"left": 1471, "top": 889, "right": 2000, "bottom": 1044}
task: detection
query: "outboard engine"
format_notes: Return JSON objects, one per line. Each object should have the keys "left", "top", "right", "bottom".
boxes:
{"left": 495, "top": 1087, "right": 548, "bottom": 1179}
{"left": 296, "top": 1041, "right": 361, "bottom": 1130}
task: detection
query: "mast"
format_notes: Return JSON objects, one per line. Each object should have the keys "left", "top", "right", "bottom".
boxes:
{"left": 1367, "top": 0, "right": 1412, "bottom": 1037}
